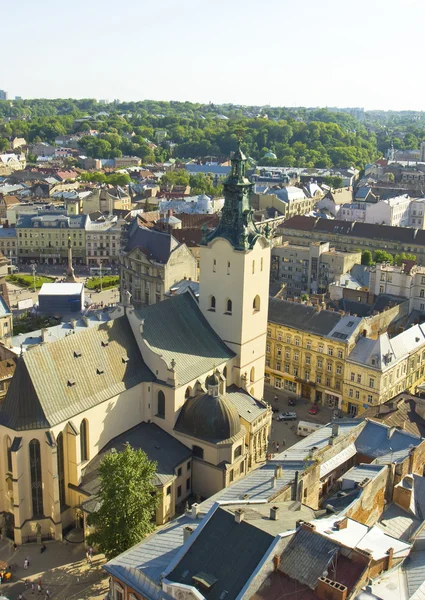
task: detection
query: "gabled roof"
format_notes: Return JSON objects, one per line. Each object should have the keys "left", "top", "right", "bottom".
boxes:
{"left": 0, "top": 316, "right": 154, "bottom": 431}
{"left": 268, "top": 298, "right": 343, "bottom": 337}
{"left": 355, "top": 420, "right": 422, "bottom": 464}
{"left": 137, "top": 292, "right": 234, "bottom": 385}
{"left": 126, "top": 224, "right": 179, "bottom": 264}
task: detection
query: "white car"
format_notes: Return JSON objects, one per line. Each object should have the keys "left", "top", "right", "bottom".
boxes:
{"left": 277, "top": 412, "right": 297, "bottom": 421}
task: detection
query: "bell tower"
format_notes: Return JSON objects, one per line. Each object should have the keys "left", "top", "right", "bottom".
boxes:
{"left": 199, "top": 145, "right": 271, "bottom": 399}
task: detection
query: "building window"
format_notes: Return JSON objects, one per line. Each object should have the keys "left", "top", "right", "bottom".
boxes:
{"left": 335, "top": 380, "right": 341, "bottom": 390}
{"left": 267, "top": 329, "right": 271, "bottom": 337}
{"left": 213, "top": 259, "right": 216, "bottom": 272}
{"left": 318, "top": 344, "right": 323, "bottom": 353}
{"left": 29, "top": 439, "right": 43, "bottom": 517}
{"left": 252, "top": 260, "right": 255, "bottom": 274}
{"left": 317, "top": 359, "right": 323, "bottom": 369}
{"left": 337, "top": 350, "right": 343, "bottom": 359}
{"left": 276, "top": 362, "right": 281, "bottom": 371}
{"left": 250, "top": 367, "right": 255, "bottom": 382}
{"left": 57, "top": 432, "right": 66, "bottom": 510}
{"left": 350, "top": 372, "right": 355, "bottom": 381}
{"left": 177, "top": 485, "right": 182, "bottom": 498}
{"left": 234, "top": 445, "right": 242, "bottom": 459}
{"left": 286, "top": 335, "right": 291, "bottom": 344}
{"left": 227, "top": 261, "right": 230, "bottom": 275}
{"left": 80, "top": 419, "right": 89, "bottom": 462}
{"left": 355, "top": 390, "right": 360, "bottom": 400}
{"left": 210, "top": 296, "right": 216, "bottom": 311}
{"left": 157, "top": 390, "right": 165, "bottom": 418}
{"left": 328, "top": 348, "right": 333, "bottom": 356}
{"left": 327, "top": 362, "right": 332, "bottom": 373}
{"left": 5, "top": 435, "right": 12, "bottom": 473}
{"left": 306, "top": 340, "right": 311, "bottom": 350}
{"left": 421, "top": 289, "right": 425, "bottom": 298}
{"left": 295, "top": 337, "right": 300, "bottom": 347}
{"left": 294, "top": 352, "right": 299, "bottom": 362}
{"left": 186, "top": 478, "right": 190, "bottom": 491}
{"left": 240, "top": 463, "right": 244, "bottom": 474}
{"left": 368, "top": 395, "right": 373, "bottom": 403}
{"left": 192, "top": 445, "right": 203, "bottom": 459}
{"left": 253, "top": 295, "right": 260, "bottom": 312}
{"left": 277, "top": 331, "right": 282, "bottom": 341}
{"left": 336, "top": 364, "right": 342, "bottom": 375}
{"left": 349, "top": 388, "right": 353, "bottom": 397}
{"left": 225, "top": 299, "right": 232, "bottom": 314}
{"left": 305, "top": 370, "right": 310, "bottom": 380}
{"left": 187, "top": 461, "right": 191, "bottom": 471}
{"left": 114, "top": 585, "right": 124, "bottom": 600}
{"left": 369, "top": 378, "right": 375, "bottom": 388}
{"left": 266, "top": 359, "right": 270, "bottom": 367}
{"left": 266, "top": 344, "right": 271, "bottom": 353}
{"left": 293, "top": 367, "right": 298, "bottom": 377}
{"left": 166, "top": 486, "right": 171, "bottom": 496}
{"left": 305, "top": 355, "right": 311, "bottom": 365}
{"left": 326, "top": 377, "right": 331, "bottom": 387}
{"left": 316, "top": 374, "right": 321, "bottom": 384}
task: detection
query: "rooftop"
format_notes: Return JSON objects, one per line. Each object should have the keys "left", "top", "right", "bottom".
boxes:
{"left": 38, "top": 283, "right": 83, "bottom": 296}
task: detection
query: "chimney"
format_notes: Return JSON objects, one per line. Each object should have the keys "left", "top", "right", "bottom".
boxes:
{"left": 191, "top": 503, "right": 200, "bottom": 520}
{"left": 292, "top": 470, "right": 299, "bottom": 501}
{"left": 40, "top": 327, "right": 49, "bottom": 343}
{"left": 301, "top": 522, "right": 316, "bottom": 533}
{"left": 82, "top": 315, "right": 90, "bottom": 327}
{"left": 335, "top": 517, "right": 348, "bottom": 530}
{"left": 70, "top": 318, "right": 77, "bottom": 329}
{"left": 270, "top": 506, "right": 280, "bottom": 521}
{"left": 183, "top": 525, "right": 194, "bottom": 543}
{"left": 315, "top": 305, "right": 321, "bottom": 312}
{"left": 273, "top": 554, "right": 280, "bottom": 571}
{"left": 331, "top": 423, "right": 339, "bottom": 438}
{"left": 272, "top": 476, "right": 277, "bottom": 488}
{"left": 234, "top": 508, "right": 245, "bottom": 524}
{"left": 274, "top": 465, "right": 283, "bottom": 479}
{"left": 387, "top": 547, "right": 394, "bottom": 571}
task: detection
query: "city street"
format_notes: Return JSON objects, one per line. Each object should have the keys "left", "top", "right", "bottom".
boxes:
{"left": 264, "top": 385, "right": 336, "bottom": 453}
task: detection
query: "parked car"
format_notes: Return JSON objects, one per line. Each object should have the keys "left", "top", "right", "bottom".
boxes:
{"left": 309, "top": 404, "right": 319, "bottom": 415}
{"left": 277, "top": 412, "right": 297, "bottom": 421}
{"left": 288, "top": 397, "right": 296, "bottom": 406}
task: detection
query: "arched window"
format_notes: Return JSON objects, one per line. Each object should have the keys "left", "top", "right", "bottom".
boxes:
{"left": 57, "top": 432, "right": 66, "bottom": 510}
{"left": 80, "top": 419, "right": 89, "bottom": 462}
{"left": 29, "top": 439, "right": 43, "bottom": 517}
{"left": 185, "top": 386, "right": 192, "bottom": 399}
{"left": 226, "top": 299, "right": 232, "bottom": 314}
{"left": 157, "top": 391, "right": 165, "bottom": 419}
{"left": 250, "top": 366, "right": 255, "bottom": 382}
{"left": 5, "top": 435, "right": 12, "bottom": 473}
{"left": 210, "top": 296, "right": 216, "bottom": 311}
{"left": 253, "top": 295, "right": 260, "bottom": 312}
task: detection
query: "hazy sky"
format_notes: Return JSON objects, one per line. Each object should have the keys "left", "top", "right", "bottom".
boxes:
{"left": 2, "top": 0, "right": 424, "bottom": 110}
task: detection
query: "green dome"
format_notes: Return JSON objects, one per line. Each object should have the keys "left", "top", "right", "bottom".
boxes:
{"left": 175, "top": 392, "right": 241, "bottom": 442}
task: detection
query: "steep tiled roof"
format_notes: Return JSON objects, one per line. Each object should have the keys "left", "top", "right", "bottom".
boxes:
{"left": 0, "top": 317, "right": 153, "bottom": 430}
{"left": 137, "top": 292, "right": 234, "bottom": 385}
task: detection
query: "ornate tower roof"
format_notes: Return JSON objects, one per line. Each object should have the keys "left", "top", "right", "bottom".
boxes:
{"left": 201, "top": 143, "right": 267, "bottom": 251}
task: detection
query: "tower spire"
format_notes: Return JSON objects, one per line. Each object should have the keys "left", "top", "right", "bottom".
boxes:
{"left": 202, "top": 141, "right": 265, "bottom": 250}
{"left": 66, "top": 234, "right": 77, "bottom": 283}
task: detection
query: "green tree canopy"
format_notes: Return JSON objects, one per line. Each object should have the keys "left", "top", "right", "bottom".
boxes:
{"left": 86, "top": 443, "right": 159, "bottom": 560}
{"left": 374, "top": 250, "right": 394, "bottom": 264}
{"left": 394, "top": 252, "right": 417, "bottom": 266}
{"left": 361, "top": 250, "right": 373, "bottom": 266}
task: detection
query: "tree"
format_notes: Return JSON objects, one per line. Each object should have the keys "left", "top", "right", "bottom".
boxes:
{"left": 86, "top": 443, "right": 158, "bottom": 560}
{"left": 106, "top": 173, "right": 131, "bottom": 187}
{"left": 374, "top": 250, "right": 394, "bottom": 264}
{"left": 394, "top": 252, "right": 417, "bottom": 266}
{"left": 322, "top": 175, "right": 343, "bottom": 189}
{"left": 361, "top": 250, "right": 373, "bottom": 266}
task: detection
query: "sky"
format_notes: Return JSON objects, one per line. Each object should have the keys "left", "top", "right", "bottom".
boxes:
{"left": 2, "top": 0, "right": 425, "bottom": 111}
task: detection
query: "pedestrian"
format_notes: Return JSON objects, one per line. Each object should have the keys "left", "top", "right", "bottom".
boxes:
{"left": 45, "top": 589, "right": 50, "bottom": 598}
{"left": 18, "top": 594, "right": 23, "bottom": 600}
{"left": 32, "top": 581, "right": 35, "bottom": 594}
{"left": 26, "top": 555, "right": 30, "bottom": 567}
{"left": 274, "top": 395, "right": 278, "bottom": 403}
{"left": 89, "top": 546, "right": 93, "bottom": 557}
{"left": 13, "top": 542, "right": 17, "bottom": 551}
{"left": 24, "top": 558, "right": 28, "bottom": 569}
{"left": 282, "top": 439, "right": 286, "bottom": 446}
{"left": 276, "top": 443, "right": 280, "bottom": 452}
{"left": 38, "top": 582, "right": 42, "bottom": 594}
{"left": 25, "top": 578, "right": 29, "bottom": 589}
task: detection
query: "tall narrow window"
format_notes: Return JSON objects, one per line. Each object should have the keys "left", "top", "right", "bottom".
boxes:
{"left": 185, "top": 386, "right": 192, "bottom": 399}
{"left": 57, "top": 432, "right": 66, "bottom": 510}
{"left": 80, "top": 419, "right": 89, "bottom": 462}
{"left": 157, "top": 391, "right": 165, "bottom": 418}
{"left": 253, "top": 295, "right": 260, "bottom": 312}
{"left": 250, "top": 366, "right": 255, "bottom": 382}
{"left": 5, "top": 435, "right": 12, "bottom": 473}
{"left": 252, "top": 260, "right": 255, "bottom": 274}
{"left": 29, "top": 439, "right": 43, "bottom": 517}
{"left": 210, "top": 296, "right": 216, "bottom": 311}
{"left": 226, "top": 299, "right": 232, "bottom": 314}
{"left": 261, "top": 257, "right": 263, "bottom": 272}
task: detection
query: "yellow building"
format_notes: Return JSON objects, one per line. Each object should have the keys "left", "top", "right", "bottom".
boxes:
{"left": 16, "top": 213, "right": 87, "bottom": 265}
{"left": 266, "top": 299, "right": 362, "bottom": 410}
{"left": 267, "top": 298, "right": 425, "bottom": 417}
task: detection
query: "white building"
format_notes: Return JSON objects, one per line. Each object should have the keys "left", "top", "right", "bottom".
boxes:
{"left": 158, "top": 194, "right": 224, "bottom": 214}
{"left": 339, "top": 195, "right": 412, "bottom": 227}
{"left": 369, "top": 262, "right": 425, "bottom": 312}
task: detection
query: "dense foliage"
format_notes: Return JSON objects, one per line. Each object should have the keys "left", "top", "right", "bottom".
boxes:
{"left": 0, "top": 99, "right": 380, "bottom": 169}
{"left": 86, "top": 443, "right": 159, "bottom": 560}
{"left": 361, "top": 250, "right": 417, "bottom": 266}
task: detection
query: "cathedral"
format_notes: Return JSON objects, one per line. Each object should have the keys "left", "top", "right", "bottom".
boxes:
{"left": 0, "top": 147, "right": 272, "bottom": 543}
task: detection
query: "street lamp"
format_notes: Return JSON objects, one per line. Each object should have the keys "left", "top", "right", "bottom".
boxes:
{"left": 32, "top": 263, "right": 37, "bottom": 293}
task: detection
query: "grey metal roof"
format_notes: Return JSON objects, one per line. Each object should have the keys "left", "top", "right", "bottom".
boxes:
{"left": 0, "top": 316, "right": 154, "bottom": 430}
{"left": 79, "top": 422, "right": 192, "bottom": 497}
{"left": 268, "top": 298, "right": 342, "bottom": 337}
{"left": 16, "top": 212, "right": 87, "bottom": 229}
{"left": 126, "top": 224, "right": 179, "bottom": 264}
{"left": 340, "top": 464, "right": 386, "bottom": 485}
{"left": 0, "top": 228, "right": 17, "bottom": 238}
{"left": 137, "top": 292, "right": 234, "bottom": 385}
{"left": 405, "top": 549, "right": 425, "bottom": 598}
{"left": 376, "top": 503, "right": 421, "bottom": 542}
{"left": 279, "top": 528, "right": 339, "bottom": 589}
{"left": 225, "top": 385, "right": 269, "bottom": 423}
{"left": 167, "top": 507, "right": 275, "bottom": 600}
{"left": 355, "top": 421, "right": 421, "bottom": 464}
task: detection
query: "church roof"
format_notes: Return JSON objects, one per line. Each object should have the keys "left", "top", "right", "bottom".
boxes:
{"left": 174, "top": 390, "right": 242, "bottom": 443}
{"left": 79, "top": 422, "right": 192, "bottom": 499}
{"left": 126, "top": 222, "right": 179, "bottom": 264}
{"left": 137, "top": 292, "right": 235, "bottom": 385}
{"left": 0, "top": 316, "right": 154, "bottom": 431}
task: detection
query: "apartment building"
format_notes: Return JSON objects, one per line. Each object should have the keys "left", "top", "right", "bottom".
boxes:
{"left": 253, "top": 185, "right": 317, "bottom": 220}
{"left": 16, "top": 212, "right": 87, "bottom": 264}
{"left": 271, "top": 241, "right": 360, "bottom": 296}
{"left": 339, "top": 195, "right": 411, "bottom": 227}
{"left": 85, "top": 216, "right": 124, "bottom": 266}
{"left": 278, "top": 216, "right": 425, "bottom": 265}
{"left": 267, "top": 297, "right": 425, "bottom": 416}
{"left": 369, "top": 261, "right": 425, "bottom": 313}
